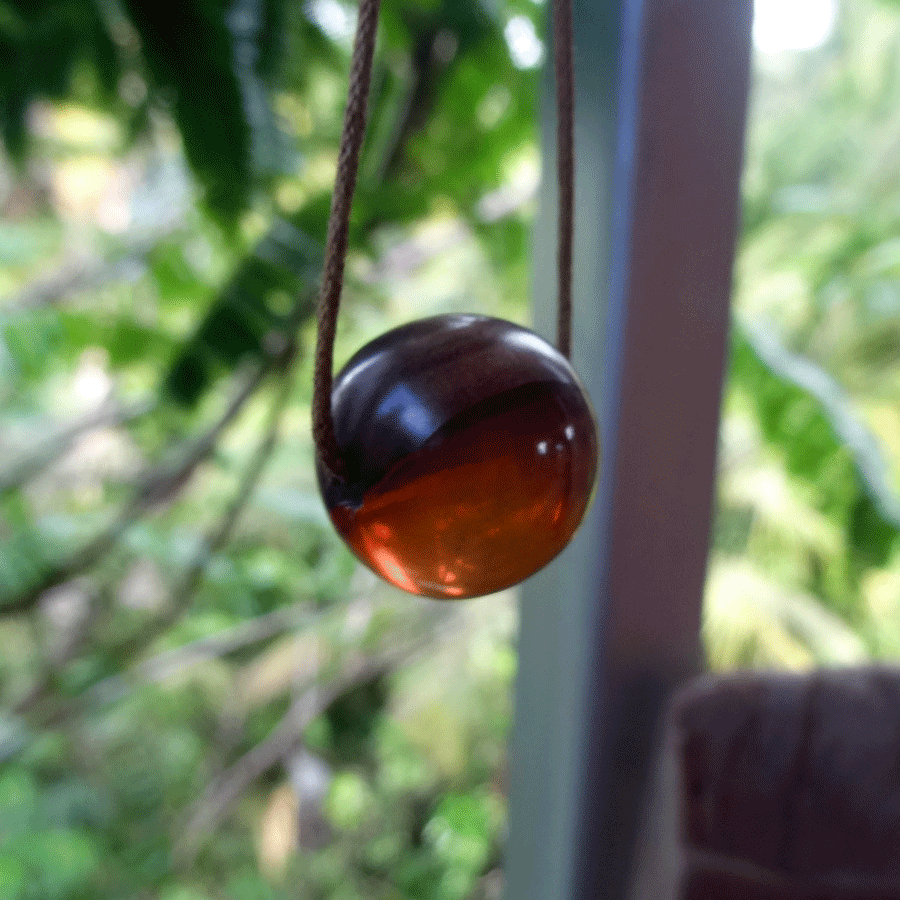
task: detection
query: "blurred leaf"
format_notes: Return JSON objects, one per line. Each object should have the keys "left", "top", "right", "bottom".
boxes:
{"left": 0, "top": 855, "right": 25, "bottom": 900}
{"left": 734, "top": 322, "right": 900, "bottom": 571}
{"left": 225, "top": 873, "right": 286, "bottom": 900}
{"left": 722, "top": 462, "right": 842, "bottom": 558}
{"left": 118, "top": 0, "right": 287, "bottom": 220}
{"left": 325, "top": 771, "right": 374, "bottom": 830}
{"left": 8, "top": 828, "right": 99, "bottom": 900}
{"left": 704, "top": 559, "right": 869, "bottom": 670}
{"left": 1, "top": 307, "right": 64, "bottom": 382}
{"left": 0, "top": 768, "right": 37, "bottom": 840}
{"left": 42, "top": 779, "right": 108, "bottom": 831}
{"left": 419, "top": 789, "right": 499, "bottom": 900}
{"left": 162, "top": 216, "right": 321, "bottom": 406}
{"left": 0, "top": 0, "right": 120, "bottom": 157}
{"left": 159, "top": 889, "right": 213, "bottom": 900}
{"left": 0, "top": 496, "right": 57, "bottom": 607}
{"left": 58, "top": 311, "right": 177, "bottom": 367}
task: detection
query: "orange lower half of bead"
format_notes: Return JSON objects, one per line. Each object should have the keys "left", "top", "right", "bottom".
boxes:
{"left": 327, "top": 383, "right": 598, "bottom": 599}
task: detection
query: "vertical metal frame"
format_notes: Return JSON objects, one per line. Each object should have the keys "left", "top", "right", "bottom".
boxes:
{"left": 505, "top": 2, "right": 753, "bottom": 898}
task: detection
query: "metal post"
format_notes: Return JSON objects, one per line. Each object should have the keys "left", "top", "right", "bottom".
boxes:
{"left": 503, "top": 2, "right": 622, "bottom": 898}
{"left": 505, "top": 2, "right": 753, "bottom": 899}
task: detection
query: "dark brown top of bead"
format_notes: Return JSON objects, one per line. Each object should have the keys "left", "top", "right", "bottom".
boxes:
{"left": 320, "top": 314, "right": 585, "bottom": 506}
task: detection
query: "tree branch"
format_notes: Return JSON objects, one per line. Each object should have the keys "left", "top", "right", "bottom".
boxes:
{"left": 87, "top": 362, "right": 298, "bottom": 701}
{"left": 0, "top": 398, "right": 153, "bottom": 495}
{"left": 16, "top": 594, "right": 316, "bottom": 717}
{"left": 176, "top": 608, "right": 460, "bottom": 863}
{"left": 104, "top": 601, "right": 317, "bottom": 692}
{"left": 12, "top": 584, "right": 115, "bottom": 715}
{"left": 0, "top": 357, "right": 275, "bottom": 617}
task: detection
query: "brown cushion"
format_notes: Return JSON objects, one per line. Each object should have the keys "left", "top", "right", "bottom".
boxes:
{"left": 671, "top": 667, "right": 900, "bottom": 899}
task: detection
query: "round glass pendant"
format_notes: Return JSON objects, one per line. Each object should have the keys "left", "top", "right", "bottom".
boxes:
{"left": 317, "top": 314, "right": 599, "bottom": 599}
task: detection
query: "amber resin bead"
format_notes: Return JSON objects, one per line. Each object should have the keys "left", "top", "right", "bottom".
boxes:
{"left": 316, "top": 314, "right": 599, "bottom": 599}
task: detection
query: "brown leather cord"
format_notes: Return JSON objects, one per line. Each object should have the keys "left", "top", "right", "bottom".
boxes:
{"left": 553, "top": 0, "right": 575, "bottom": 358}
{"left": 312, "top": 0, "right": 576, "bottom": 476}
{"left": 312, "top": 0, "right": 381, "bottom": 479}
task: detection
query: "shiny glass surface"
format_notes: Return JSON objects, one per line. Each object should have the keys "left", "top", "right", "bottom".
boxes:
{"left": 318, "top": 315, "right": 599, "bottom": 599}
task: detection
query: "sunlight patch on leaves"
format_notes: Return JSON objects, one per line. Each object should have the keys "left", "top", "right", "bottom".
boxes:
{"left": 704, "top": 558, "right": 869, "bottom": 670}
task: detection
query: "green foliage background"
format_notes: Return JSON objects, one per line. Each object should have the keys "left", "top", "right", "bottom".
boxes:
{"left": 1, "top": 0, "right": 900, "bottom": 896}
{"left": 708, "top": 0, "right": 900, "bottom": 669}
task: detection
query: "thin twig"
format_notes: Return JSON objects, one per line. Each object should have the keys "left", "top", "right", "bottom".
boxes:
{"left": 13, "top": 584, "right": 115, "bottom": 715}
{"left": 0, "top": 398, "right": 154, "bottom": 494}
{"left": 8, "top": 294, "right": 312, "bottom": 726}
{"left": 23, "top": 599, "right": 321, "bottom": 722}
{"left": 108, "top": 602, "right": 317, "bottom": 691}
{"left": 374, "top": 27, "right": 446, "bottom": 184}
{"left": 14, "top": 366, "right": 299, "bottom": 729}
